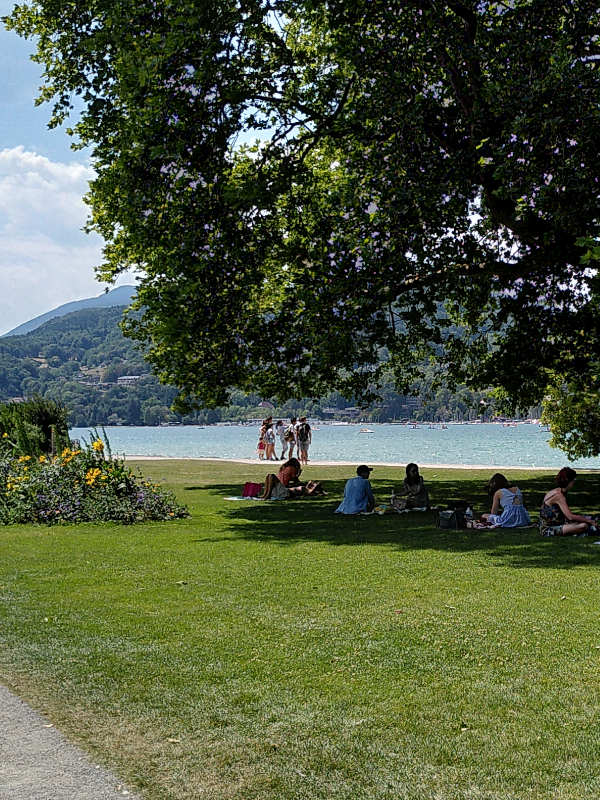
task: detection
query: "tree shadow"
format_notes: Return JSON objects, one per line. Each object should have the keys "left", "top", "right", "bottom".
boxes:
{"left": 190, "top": 473, "right": 600, "bottom": 570}
{"left": 204, "top": 473, "right": 598, "bottom": 505}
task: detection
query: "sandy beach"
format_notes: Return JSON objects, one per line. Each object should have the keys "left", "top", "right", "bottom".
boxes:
{"left": 125, "top": 456, "right": 567, "bottom": 471}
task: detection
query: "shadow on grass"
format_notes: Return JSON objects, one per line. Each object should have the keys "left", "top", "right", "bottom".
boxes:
{"left": 190, "top": 474, "right": 600, "bottom": 570}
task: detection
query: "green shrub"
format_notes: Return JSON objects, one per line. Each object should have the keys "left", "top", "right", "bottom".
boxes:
{"left": 0, "top": 431, "right": 188, "bottom": 525}
{"left": 0, "top": 396, "right": 70, "bottom": 457}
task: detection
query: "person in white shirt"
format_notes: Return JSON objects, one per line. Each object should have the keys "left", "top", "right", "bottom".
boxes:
{"left": 263, "top": 423, "right": 277, "bottom": 461}
{"left": 283, "top": 417, "right": 297, "bottom": 459}
{"left": 275, "top": 420, "right": 286, "bottom": 459}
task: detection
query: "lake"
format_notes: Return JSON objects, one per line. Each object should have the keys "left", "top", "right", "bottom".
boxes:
{"left": 69, "top": 423, "right": 600, "bottom": 470}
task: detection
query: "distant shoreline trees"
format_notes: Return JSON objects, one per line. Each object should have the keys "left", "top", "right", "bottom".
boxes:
{"left": 0, "top": 309, "right": 505, "bottom": 427}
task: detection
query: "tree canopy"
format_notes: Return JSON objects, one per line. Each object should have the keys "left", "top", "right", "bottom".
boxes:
{"left": 0, "top": 307, "right": 494, "bottom": 427}
{"left": 5, "top": 0, "right": 600, "bottom": 456}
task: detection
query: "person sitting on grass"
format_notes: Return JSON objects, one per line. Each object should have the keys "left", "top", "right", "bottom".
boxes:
{"left": 392, "top": 463, "right": 430, "bottom": 510}
{"left": 480, "top": 473, "right": 531, "bottom": 528}
{"left": 335, "top": 465, "right": 375, "bottom": 514}
{"left": 539, "top": 467, "right": 598, "bottom": 537}
{"left": 262, "top": 458, "right": 324, "bottom": 500}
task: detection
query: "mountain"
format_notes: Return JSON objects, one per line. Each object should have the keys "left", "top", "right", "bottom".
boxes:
{"left": 0, "top": 305, "right": 178, "bottom": 426}
{"left": 2, "top": 285, "right": 136, "bottom": 338}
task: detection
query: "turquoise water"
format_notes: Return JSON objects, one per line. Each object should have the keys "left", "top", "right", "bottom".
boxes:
{"left": 70, "top": 423, "right": 600, "bottom": 469}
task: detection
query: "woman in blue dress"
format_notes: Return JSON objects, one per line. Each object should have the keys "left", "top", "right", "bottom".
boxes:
{"left": 481, "top": 473, "right": 531, "bottom": 528}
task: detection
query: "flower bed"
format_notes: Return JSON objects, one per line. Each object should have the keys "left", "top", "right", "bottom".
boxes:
{"left": 0, "top": 433, "right": 188, "bottom": 525}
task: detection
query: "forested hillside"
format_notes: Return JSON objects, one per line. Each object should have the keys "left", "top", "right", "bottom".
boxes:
{"left": 0, "top": 307, "right": 501, "bottom": 426}
{"left": 2, "top": 285, "right": 136, "bottom": 337}
{"left": 0, "top": 308, "right": 171, "bottom": 426}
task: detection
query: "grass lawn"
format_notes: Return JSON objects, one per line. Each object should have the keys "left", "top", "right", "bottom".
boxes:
{"left": 1, "top": 460, "right": 600, "bottom": 800}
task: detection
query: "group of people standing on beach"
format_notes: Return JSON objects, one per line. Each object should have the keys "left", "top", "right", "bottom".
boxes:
{"left": 257, "top": 416, "right": 312, "bottom": 466}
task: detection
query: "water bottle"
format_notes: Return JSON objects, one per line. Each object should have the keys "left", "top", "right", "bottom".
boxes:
{"left": 465, "top": 506, "right": 473, "bottom": 526}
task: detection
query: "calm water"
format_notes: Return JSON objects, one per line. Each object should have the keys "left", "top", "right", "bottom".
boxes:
{"left": 70, "top": 423, "right": 600, "bottom": 469}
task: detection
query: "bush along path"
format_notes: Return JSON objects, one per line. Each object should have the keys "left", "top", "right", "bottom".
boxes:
{"left": 0, "top": 431, "right": 188, "bottom": 525}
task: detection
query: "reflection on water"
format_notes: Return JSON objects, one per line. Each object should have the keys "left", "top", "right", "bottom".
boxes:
{"left": 70, "top": 423, "right": 600, "bottom": 469}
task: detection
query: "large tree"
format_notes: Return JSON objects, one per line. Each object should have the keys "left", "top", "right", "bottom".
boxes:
{"left": 6, "top": 0, "right": 600, "bottom": 455}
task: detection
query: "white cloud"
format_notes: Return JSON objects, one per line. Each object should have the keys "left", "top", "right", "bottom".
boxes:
{"left": 0, "top": 146, "right": 135, "bottom": 335}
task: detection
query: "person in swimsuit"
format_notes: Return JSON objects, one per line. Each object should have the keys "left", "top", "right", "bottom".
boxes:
{"left": 481, "top": 473, "right": 531, "bottom": 528}
{"left": 539, "top": 467, "right": 597, "bottom": 536}
{"left": 262, "top": 458, "right": 324, "bottom": 499}
{"left": 256, "top": 422, "right": 267, "bottom": 459}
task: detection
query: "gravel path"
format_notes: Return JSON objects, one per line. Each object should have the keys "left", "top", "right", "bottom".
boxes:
{"left": 0, "top": 685, "right": 141, "bottom": 800}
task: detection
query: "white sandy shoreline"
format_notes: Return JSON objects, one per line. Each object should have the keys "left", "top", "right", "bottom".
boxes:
{"left": 123, "top": 455, "right": 597, "bottom": 471}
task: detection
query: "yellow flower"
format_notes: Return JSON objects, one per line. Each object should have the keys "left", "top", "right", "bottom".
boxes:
{"left": 2, "top": 432, "right": 8, "bottom": 438}
{"left": 62, "top": 447, "right": 78, "bottom": 464}
{"left": 39, "top": 455, "right": 47, "bottom": 463}
{"left": 18, "top": 455, "right": 31, "bottom": 463}
{"left": 92, "top": 439, "right": 104, "bottom": 453}
{"left": 85, "top": 467, "right": 102, "bottom": 486}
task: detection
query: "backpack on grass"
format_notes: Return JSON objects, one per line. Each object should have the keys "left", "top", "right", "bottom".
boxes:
{"left": 436, "top": 509, "right": 466, "bottom": 530}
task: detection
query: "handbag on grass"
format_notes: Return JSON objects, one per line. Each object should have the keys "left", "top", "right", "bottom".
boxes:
{"left": 242, "top": 482, "right": 263, "bottom": 498}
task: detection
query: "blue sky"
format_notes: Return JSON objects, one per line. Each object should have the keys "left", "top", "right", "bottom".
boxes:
{"left": 0, "top": 5, "right": 134, "bottom": 335}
